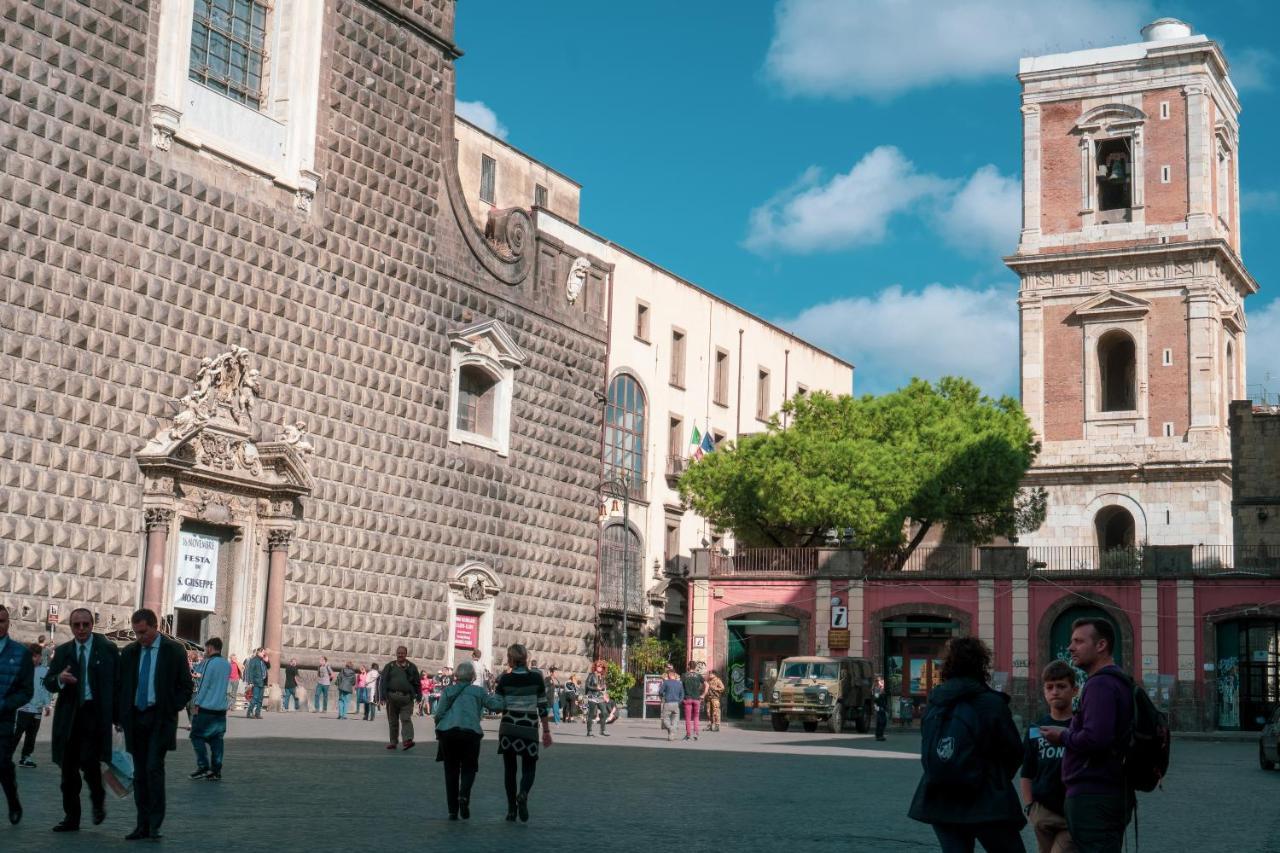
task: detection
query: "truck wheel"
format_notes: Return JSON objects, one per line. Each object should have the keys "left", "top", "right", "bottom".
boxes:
{"left": 854, "top": 703, "right": 871, "bottom": 734}
{"left": 1262, "top": 743, "right": 1277, "bottom": 771}
{"left": 802, "top": 721, "right": 819, "bottom": 732}
{"left": 829, "top": 704, "right": 845, "bottom": 734}
{"left": 771, "top": 714, "right": 789, "bottom": 732}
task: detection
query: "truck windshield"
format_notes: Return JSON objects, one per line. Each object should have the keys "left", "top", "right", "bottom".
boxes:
{"left": 782, "top": 662, "right": 840, "bottom": 679}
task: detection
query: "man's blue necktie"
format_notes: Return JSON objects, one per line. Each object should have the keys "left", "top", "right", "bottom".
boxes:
{"left": 135, "top": 645, "right": 152, "bottom": 710}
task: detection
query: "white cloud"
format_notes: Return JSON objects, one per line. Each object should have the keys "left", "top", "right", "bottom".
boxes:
{"left": 1230, "top": 47, "right": 1275, "bottom": 92}
{"left": 936, "top": 165, "right": 1022, "bottom": 257}
{"left": 765, "top": 0, "right": 1151, "bottom": 99}
{"left": 455, "top": 99, "right": 508, "bottom": 139}
{"left": 1248, "top": 298, "right": 1280, "bottom": 402}
{"left": 776, "top": 284, "right": 1019, "bottom": 396}
{"left": 746, "top": 149, "right": 1019, "bottom": 256}
{"left": 1242, "top": 189, "right": 1280, "bottom": 212}
{"left": 744, "top": 146, "right": 952, "bottom": 253}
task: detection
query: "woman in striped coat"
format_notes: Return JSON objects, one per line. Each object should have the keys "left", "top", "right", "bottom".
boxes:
{"left": 494, "top": 644, "right": 552, "bottom": 822}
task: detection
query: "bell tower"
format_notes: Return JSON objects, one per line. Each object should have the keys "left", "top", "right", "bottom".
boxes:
{"left": 1007, "top": 19, "right": 1257, "bottom": 551}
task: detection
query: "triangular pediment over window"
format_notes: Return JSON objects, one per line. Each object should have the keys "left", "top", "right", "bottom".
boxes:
{"left": 448, "top": 320, "right": 527, "bottom": 368}
{"left": 1070, "top": 290, "right": 1151, "bottom": 320}
{"left": 1221, "top": 305, "right": 1246, "bottom": 334}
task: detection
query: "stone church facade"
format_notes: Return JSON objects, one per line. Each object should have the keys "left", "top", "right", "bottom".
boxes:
{"left": 0, "top": 0, "right": 611, "bottom": 679}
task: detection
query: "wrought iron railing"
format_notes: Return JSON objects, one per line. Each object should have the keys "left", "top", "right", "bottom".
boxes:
{"left": 665, "top": 455, "right": 688, "bottom": 479}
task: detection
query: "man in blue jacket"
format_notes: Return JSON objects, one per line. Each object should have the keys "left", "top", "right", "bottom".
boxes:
{"left": 189, "top": 638, "right": 232, "bottom": 781}
{"left": 0, "top": 605, "right": 36, "bottom": 825}
{"left": 1042, "top": 618, "right": 1134, "bottom": 853}
{"left": 244, "top": 648, "right": 267, "bottom": 718}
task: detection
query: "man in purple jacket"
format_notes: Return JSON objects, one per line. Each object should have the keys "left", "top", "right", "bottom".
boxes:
{"left": 1042, "top": 617, "right": 1133, "bottom": 853}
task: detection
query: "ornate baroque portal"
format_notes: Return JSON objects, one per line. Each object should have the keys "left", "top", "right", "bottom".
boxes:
{"left": 135, "top": 347, "right": 312, "bottom": 674}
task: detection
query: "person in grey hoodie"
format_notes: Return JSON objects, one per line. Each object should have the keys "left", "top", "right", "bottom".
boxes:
{"left": 907, "top": 636, "right": 1026, "bottom": 853}
{"left": 335, "top": 661, "right": 357, "bottom": 719}
{"left": 434, "top": 661, "right": 504, "bottom": 820}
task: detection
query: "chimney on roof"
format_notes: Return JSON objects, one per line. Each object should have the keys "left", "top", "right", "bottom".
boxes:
{"left": 1141, "top": 18, "right": 1193, "bottom": 42}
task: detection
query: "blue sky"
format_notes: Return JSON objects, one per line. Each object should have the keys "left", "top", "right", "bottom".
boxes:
{"left": 455, "top": 1, "right": 1280, "bottom": 399}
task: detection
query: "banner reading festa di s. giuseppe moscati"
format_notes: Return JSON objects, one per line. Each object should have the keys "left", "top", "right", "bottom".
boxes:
{"left": 174, "top": 530, "right": 219, "bottom": 612}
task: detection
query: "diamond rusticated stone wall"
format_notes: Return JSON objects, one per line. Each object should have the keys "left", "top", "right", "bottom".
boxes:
{"left": 0, "top": 0, "right": 609, "bottom": 671}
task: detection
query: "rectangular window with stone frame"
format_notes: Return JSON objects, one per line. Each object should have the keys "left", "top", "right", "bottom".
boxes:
{"left": 534, "top": 184, "right": 548, "bottom": 208}
{"left": 480, "top": 154, "right": 496, "bottom": 204}
{"left": 713, "top": 348, "right": 729, "bottom": 406}
{"left": 456, "top": 366, "right": 497, "bottom": 436}
{"left": 188, "top": 0, "right": 270, "bottom": 109}
{"left": 670, "top": 328, "right": 686, "bottom": 388}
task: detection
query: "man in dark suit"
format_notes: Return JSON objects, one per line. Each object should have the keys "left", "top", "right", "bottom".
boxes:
{"left": 1, "top": 604, "right": 36, "bottom": 825}
{"left": 44, "top": 606, "right": 119, "bottom": 832}
{"left": 116, "top": 608, "right": 193, "bottom": 841}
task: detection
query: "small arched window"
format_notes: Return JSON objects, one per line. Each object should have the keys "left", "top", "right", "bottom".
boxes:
{"left": 1098, "top": 331, "right": 1136, "bottom": 412}
{"left": 604, "top": 374, "right": 646, "bottom": 497}
{"left": 456, "top": 365, "right": 498, "bottom": 437}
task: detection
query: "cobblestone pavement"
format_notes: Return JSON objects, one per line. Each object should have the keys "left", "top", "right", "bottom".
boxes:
{"left": 4, "top": 710, "right": 1277, "bottom": 852}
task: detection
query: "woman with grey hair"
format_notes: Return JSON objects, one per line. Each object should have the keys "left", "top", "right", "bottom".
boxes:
{"left": 434, "top": 660, "right": 504, "bottom": 820}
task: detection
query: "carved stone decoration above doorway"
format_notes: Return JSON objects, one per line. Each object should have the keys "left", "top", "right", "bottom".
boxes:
{"left": 135, "top": 348, "right": 313, "bottom": 682}
{"left": 446, "top": 562, "right": 503, "bottom": 676}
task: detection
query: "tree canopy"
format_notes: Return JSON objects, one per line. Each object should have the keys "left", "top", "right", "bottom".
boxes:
{"left": 677, "top": 377, "right": 1045, "bottom": 563}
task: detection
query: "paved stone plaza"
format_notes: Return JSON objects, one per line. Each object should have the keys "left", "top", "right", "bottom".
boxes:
{"left": 3, "top": 713, "right": 1275, "bottom": 852}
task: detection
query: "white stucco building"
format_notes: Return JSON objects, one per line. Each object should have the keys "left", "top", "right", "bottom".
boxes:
{"left": 456, "top": 119, "right": 853, "bottom": 657}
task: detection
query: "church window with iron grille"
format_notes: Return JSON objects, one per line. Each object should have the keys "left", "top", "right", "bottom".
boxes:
{"left": 189, "top": 0, "right": 270, "bottom": 109}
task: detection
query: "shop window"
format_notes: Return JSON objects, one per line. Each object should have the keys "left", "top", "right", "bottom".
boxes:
{"left": 1098, "top": 330, "right": 1136, "bottom": 412}
{"left": 1096, "top": 138, "right": 1133, "bottom": 212}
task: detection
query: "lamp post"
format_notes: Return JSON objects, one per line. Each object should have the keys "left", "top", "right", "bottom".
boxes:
{"left": 600, "top": 470, "right": 634, "bottom": 677}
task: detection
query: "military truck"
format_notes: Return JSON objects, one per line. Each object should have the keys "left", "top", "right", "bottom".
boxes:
{"left": 768, "top": 655, "right": 875, "bottom": 734}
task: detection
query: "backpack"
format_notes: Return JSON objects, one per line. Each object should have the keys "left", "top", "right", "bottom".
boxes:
{"left": 921, "top": 695, "right": 985, "bottom": 788}
{"left": 1122, "top": 676, "right": 1171, "bottom": 793}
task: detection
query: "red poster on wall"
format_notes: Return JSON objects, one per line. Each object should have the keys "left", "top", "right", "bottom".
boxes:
{"left": 454, "top": 613, "right": 479, "bottom": 649}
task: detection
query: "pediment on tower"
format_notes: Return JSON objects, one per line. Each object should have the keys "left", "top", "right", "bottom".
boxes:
{"left": 1069, "top": 290, "right": 1151, "bottom": 320}
{"left": 1221, "top": 305, "right": 1246, "bottom": 334}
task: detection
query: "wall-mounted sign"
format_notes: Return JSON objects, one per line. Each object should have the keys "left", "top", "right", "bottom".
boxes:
{"left": 454, "top": 613, "right": 480, "bottom": 649}
{"left": 831, "top": 606, "right": 849, "bottom": 629}
{"left": 47, "top": 604, "right": 60, "bottom": 624}
{"left": 692, "top": 635, "right": 706, "bottom": 649}
{"left": 174, "top": 530, "right": 220, "bottom": 612}
{"left": 828, "top": 628, "right": 851, "bottom": 648}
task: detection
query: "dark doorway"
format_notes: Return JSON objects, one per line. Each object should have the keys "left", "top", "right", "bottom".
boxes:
{"left": 1095, "top": 506, "right": 1136, "bottom": 551}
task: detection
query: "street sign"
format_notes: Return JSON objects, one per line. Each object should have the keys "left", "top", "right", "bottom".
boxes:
{"left": 831, "top": 606, "right": 848, "bottom": 629}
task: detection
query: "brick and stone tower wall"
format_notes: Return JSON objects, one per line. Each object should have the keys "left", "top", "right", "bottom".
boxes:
{"left": 0, "top": 0, "right": 609, "bottom": 674}
{"left": 1007, "top": 19, "right": 1258, "bottom": 553}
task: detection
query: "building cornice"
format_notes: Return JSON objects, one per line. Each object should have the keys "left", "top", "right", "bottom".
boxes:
{"left": 1004, "top": 239, "right": 1259, "bottom": 296}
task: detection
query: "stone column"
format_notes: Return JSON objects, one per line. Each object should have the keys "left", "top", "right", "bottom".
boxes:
{"left": 1019, "top": 292, "right": 1045, "bottom": 438}
{"left": 142, "top": 508, "right": 174, "bottom": 616}
{"left": 1020, "top": 104, "right": 1042, "bottom": 249}
{"left": 848, "top": 580, "right": 865, "bottom": 658}
{"left": 815, "top": 579, "right": 832, "bottom": 656}
{"left": 1187, "top": 287, "right": 1219, "bottom": 434}
{"left": 1184, "top": 84, "right": 1213, "bottom": 235}
{"left": 978, "top": 580, "right": 996, "bottom": 649}
{"left": 1140, "top": 579, "right": 1159, "bottom": 685}
{"left": 264, "top": 529, "right": 291, "bottom": 688}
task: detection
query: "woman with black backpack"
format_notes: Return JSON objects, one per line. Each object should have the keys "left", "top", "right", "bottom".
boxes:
{"left": 907, "top": 636, "right": 1027, "bottom": 853}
